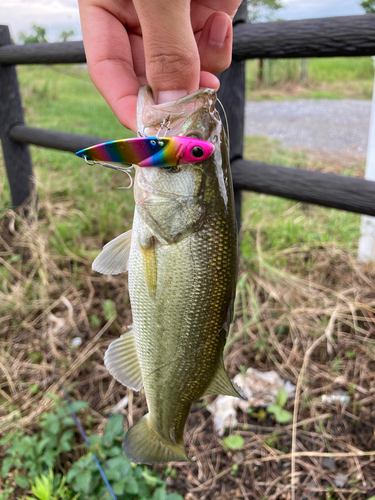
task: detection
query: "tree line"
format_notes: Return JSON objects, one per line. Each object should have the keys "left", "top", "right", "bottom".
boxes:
{"left": 17, "top": 0, "right": 374, "bottom": 46}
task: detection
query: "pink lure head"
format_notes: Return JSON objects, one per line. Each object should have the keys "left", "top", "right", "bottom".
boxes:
{"left": 174, "top": 136, "right": 215, "bottom": 164}
{"left": 138, "top": 136, "right": 214, "bottom": 167}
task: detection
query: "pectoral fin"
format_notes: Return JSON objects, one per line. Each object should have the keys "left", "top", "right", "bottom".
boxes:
{"left": 203, "top": 360, "right": 245, "bottom": 399}
{"left": 92, "top": 229, "right": 132, "bottom": 275}
{"left": 104, "top": 328, "right": 143, "bottom": 391}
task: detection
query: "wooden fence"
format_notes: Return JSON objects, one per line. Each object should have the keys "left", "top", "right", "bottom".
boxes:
{"left": 1, "top": 10, "right": 375, "bottom": 226}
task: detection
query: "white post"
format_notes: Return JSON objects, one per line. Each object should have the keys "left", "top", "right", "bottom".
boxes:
{"left": 358, "top": 57, "right": 375, "bottom": 262}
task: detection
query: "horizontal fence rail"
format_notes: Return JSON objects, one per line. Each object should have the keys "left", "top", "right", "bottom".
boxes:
{"left": 0, "top": 39, "right": 85, "bottom": 65}
{"left": 1, "top": 15, "right": 375, "bottom": 66}
{"left": 232, "top": 159, "right": 375, "bottom": 217}
{"left": 8, "top": 125, "right": 375, "bottom": 218}
{"left": 232, "top": 14, "right": 375, "bottom": 60}
{"left": 9, "top": 125, "right": 109, "bottom": 154}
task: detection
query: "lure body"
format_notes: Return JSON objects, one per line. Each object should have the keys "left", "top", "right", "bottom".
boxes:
{"left": 76, "top": 136, "right": 214, "bottom": 167}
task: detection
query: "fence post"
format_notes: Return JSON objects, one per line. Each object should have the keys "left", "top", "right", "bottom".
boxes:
{"left": 217, "top": 0, "right": 247, "bottom": 231}
{"left": 358, "top": 56, "right": 375, "bottom": 262}
{"left": 0, "top": 26, "right": 34, "bottom": 210}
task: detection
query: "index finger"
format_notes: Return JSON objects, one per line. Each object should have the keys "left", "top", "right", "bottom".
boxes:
{"left": 78, "top": 3, "right": 140, "bottom": 132}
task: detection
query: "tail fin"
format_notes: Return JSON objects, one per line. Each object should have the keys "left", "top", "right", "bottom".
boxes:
{"left": 122, "top": 414, "right": 189, "bottom": 465}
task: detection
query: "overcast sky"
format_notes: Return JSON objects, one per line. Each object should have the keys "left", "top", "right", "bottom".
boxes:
{"left": 0, "top": 0, "right": 366, "bottom": 43}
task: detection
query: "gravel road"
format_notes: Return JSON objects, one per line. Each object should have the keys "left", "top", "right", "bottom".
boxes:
{"left": 244, "top": 99, "right": 372, "bottom": 158}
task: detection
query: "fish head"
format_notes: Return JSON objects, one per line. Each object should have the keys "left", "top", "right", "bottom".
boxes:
{"left": 134, "top": 86, "right": 231, "bottom": 243}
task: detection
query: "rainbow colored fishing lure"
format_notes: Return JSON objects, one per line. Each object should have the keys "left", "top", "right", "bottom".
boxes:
{"left": 76, "top": 136, "right": 214, "bottom": 167}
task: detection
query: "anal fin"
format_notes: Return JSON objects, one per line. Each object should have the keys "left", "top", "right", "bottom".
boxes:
{"left": 202, "top": 359, "right": 245, "bottom": 399}
{"left": 104, "top": 328, "right": 143, "bottom": 391}
{"left": 92, "top": 229, "right": 132, "bottom": 275}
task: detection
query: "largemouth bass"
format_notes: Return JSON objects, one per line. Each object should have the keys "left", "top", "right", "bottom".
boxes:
{"left": 93, "top": 86, "right": 240, "bottom": 465}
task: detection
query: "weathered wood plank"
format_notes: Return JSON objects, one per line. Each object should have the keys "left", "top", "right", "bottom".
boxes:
{"left": 232, "top": 14, "right": 375, "bottom": 60}
{"left": 9, "top": 125, "right": 110, "bottom": 154}
{"left": 0, "top": 26, "right": 34, "bottom": 209}
{"left": 9, "top": 130, "right": 375, "bottom": 217}
{"left": 232, "top": 158, "right": 375, "bottom": 216}
{"left": 2, "top": 15, "right": 374, "bottom": 66}
{"left": 0, "top": 37, "right": 85, "bottom": 65}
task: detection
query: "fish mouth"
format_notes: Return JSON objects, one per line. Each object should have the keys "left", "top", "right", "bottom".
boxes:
{"left": 137, "top": 86, "right": 217, "bottom": 139}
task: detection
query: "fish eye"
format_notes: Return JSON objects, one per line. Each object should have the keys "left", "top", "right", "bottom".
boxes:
{"left": 150, "top": 140, "right": 157, "bottom": 146}
{"left": 191, "top": 146, "right": 204, "bottom": 158}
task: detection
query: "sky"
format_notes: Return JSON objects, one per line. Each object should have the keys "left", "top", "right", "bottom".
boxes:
{"left": 0, "top": 0, "right": 366, "bottom": 44}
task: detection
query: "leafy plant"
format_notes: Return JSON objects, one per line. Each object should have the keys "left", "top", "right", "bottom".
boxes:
{"left": 1, "top": 402, "right": 183, "bottom": 500}
{"left": 103, "top": 300, "right": 117, "bottom": 321}
{"left": 247, "top": 0, "right": 283, "bottom": 22}
{"left": 250, "top": 408, "right": 267, "bottom": 422}
{"left": 222, "top": 435, "right": 245, "bottom": 450}
{"left": 360, "top": 0, "right": 375, "bottom": 13}
{"left": 0, "top": 479, "right": 14, "bottom": 500}
{"left": 19, "top": 25, "right": 48, "bottom": 44}
{"left": 1, "top": 401, "right": 86, "bottom": 486}
{"left": 230, "top": 464, "right": 239, "bottom": 476}
{"left": 267, "top": 388, "right": 292, "bottom": 423}
{"left": 59, "top": 30, "right": 75, "bottom": 42}
{"left": 21, "top": 468, "right": 78, "bottom": 500}
{"left": 90, "top": 314, "right": 100, "bottom": 328}
{"left": 66, "top": 414, "right": 183, "bottom": 500}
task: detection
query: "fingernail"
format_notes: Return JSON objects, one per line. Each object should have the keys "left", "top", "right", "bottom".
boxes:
{"left": 157, "top": 90, "right": 188, "bottom": 104}
{"left": 209, "top": 15, "right": 229, "bottom": 48}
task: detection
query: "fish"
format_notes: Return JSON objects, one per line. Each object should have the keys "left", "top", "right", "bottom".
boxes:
{"left": 93, "top": 86, "right": 240, "bottom": 465}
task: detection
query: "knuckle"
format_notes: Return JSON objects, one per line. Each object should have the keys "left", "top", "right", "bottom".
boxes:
{"left": 147, "top": 50, "right": 197, "bottom": 84}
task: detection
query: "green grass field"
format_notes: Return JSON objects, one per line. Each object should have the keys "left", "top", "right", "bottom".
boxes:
{"left": 246, "top": 56, "right": 374, "bottom": 100}
{"left": 7, "top": 65, "right": 136, "bottom": 258}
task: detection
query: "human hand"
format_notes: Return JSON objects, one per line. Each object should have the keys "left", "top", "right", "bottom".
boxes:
{"left": 78, "top": 0, "right": 241, "bottom": 132}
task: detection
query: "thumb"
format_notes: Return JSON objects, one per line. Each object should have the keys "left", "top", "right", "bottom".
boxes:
{"left": 133, "top": 0, "right": 199, "bottom": 104}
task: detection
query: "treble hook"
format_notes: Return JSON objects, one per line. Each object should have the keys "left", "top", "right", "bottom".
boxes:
{"left": 156, "top": 116, "right": 171, "bottom": 140}
{"left": 83, "top": 156, "right": 134, "bottom": 190}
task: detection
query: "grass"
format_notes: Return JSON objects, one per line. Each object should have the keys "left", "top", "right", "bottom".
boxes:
{"left": 0, "top": 64, "right": 374, "bottom": 499}
{"left": 9, "top": 65, "right": 136, "bottom": 255}
{"left": 246, "top": 56, "right": 374, "bottom": 100}
{"left": 241, "top": 136, "right": 363, "bottom": 262}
